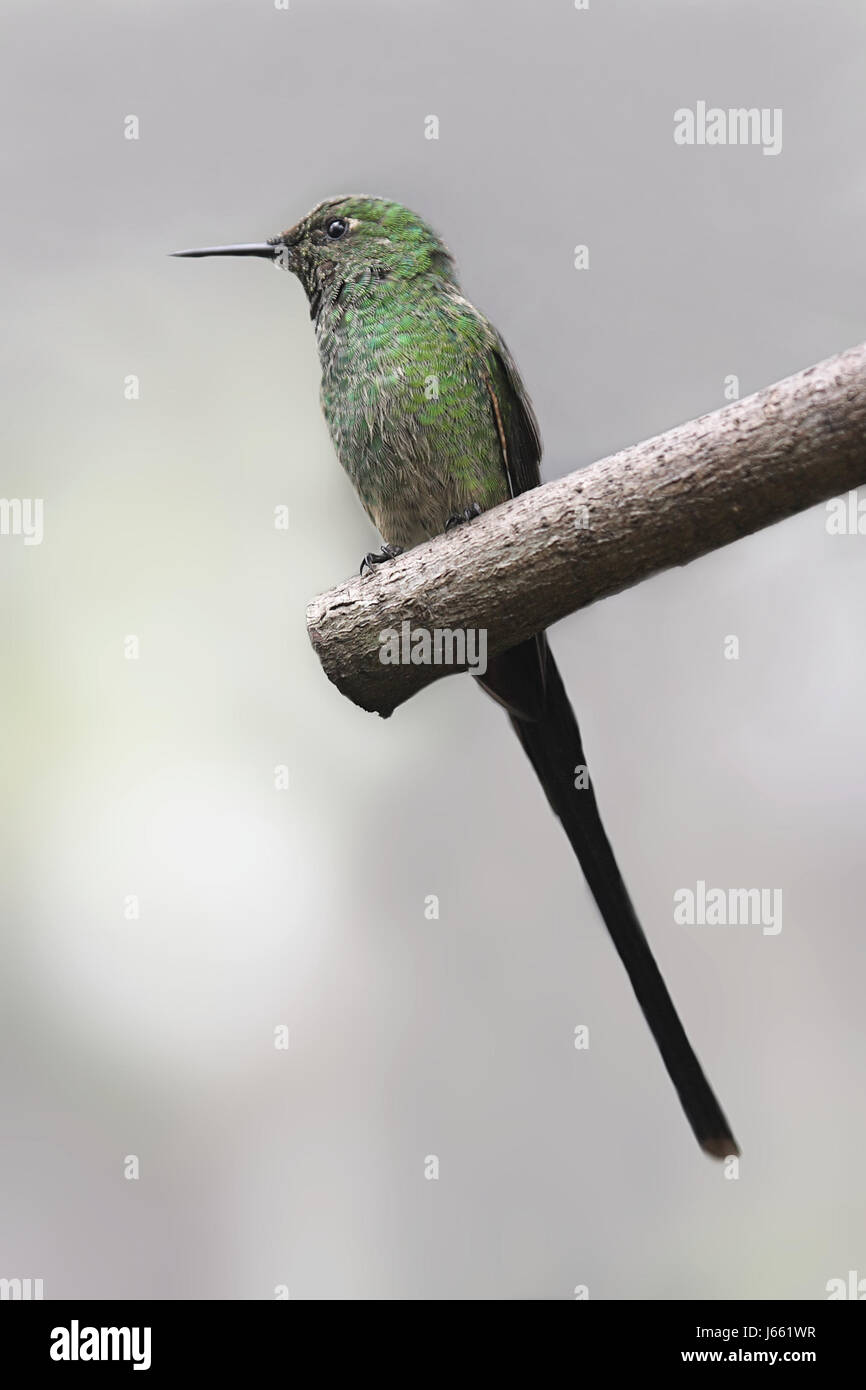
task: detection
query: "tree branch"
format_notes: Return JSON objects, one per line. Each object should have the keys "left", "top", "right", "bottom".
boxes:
{"left": 306, "top": 341, "right": 866, "bottom": 717}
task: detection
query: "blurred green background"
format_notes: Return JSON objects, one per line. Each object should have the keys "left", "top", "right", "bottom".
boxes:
{"left": 1, "top": 0, "right": 864, "bottom": 1298}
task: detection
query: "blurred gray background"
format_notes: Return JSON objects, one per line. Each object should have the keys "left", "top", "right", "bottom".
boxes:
{"left": 1, "top": 0, "right": 864, "bottom": 1300}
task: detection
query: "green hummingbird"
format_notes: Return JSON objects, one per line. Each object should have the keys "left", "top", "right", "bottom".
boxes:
{"left": 174, "top": 195, "right": 738, "bottom": 1160}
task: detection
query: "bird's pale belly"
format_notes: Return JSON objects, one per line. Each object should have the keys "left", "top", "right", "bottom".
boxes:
{"left": 324, "top": 370, "right": 510, "bottom": 551}
{"left": 365, "top": 452, "right": 497, "bottom": 550}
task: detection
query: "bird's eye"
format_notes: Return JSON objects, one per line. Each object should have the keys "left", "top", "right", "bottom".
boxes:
{"left": 326, "top": 218, "right": 348, "bottom": 240}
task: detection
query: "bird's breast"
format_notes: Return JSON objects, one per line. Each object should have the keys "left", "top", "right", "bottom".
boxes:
{"left": 316, "top": 294, "right": 509, "bottom": 548}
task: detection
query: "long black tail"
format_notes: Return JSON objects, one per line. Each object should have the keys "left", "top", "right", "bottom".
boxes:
{"left": 479, "top": 637, "right": 738, "bottom": 1159}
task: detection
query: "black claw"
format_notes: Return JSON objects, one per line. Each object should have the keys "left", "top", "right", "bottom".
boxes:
{"left": 445, "top": 503, "right": 482, "bottom": 532}
{"left": 360, "top": 543, "right": 403, "bottom": 576}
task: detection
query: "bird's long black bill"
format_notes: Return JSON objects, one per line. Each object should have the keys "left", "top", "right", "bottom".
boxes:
{"left": 170, "top": 243, "right": 278, "bottom": 259}
{"left": 479, "top": 637, "right": 739, "bottom": 1161}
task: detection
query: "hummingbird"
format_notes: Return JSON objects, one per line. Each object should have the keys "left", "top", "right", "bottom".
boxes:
{"left": 173, "top": 196, "right": 738, "bottom": 1160}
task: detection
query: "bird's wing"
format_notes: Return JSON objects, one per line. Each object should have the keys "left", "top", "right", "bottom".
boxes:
{"left": 482, "top": 337, "right": 543, "bottom": 499}
{"left": 474, "top": 331, "right": 549, "bottom": 718}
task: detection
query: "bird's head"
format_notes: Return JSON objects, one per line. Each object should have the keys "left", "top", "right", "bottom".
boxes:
{"left": 172, "top": 195, "right": 456, "bottom": 312}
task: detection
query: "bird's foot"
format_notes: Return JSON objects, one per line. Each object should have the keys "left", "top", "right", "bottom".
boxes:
{"left": 360, "top": 543, "right": 403, "bottom": 576}
{"left": 444, "top": 502, "right": 482, "bottom": 532}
